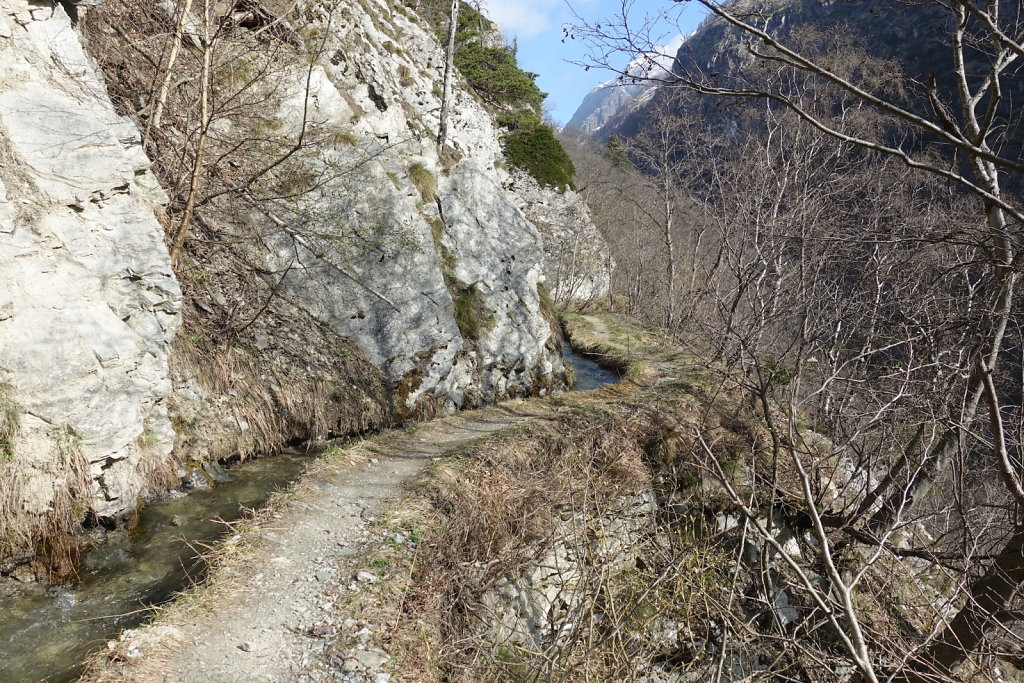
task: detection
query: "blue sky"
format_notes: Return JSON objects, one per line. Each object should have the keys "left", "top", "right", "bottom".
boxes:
{"left": 486, "top": 0, "right": 709, "bottom": 125}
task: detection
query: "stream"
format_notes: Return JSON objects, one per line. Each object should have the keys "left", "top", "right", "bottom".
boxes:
{"left": 0, "top": 348, "right": 618, "bottom": 682}
{"left": 564, "top": 345, "right": 621, "bottom": 391}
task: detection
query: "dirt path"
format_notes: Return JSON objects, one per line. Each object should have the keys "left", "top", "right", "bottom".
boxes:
{"left": 582, "top": 313, "right": 610, "bottom": 341}
{"left": 85, "top": 314, "right": 648, "bottom": 683}
{"left": 91, "top": 403, "right": 546, "bottom": 683}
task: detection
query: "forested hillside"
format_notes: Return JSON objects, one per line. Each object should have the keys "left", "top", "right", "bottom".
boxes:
{"left": 555, "top": 0, "right": 1024, "bottom": 680}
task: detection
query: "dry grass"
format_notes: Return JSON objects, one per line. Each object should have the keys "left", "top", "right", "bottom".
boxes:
{"left": 169, "top": 309, "right": 392, "bottom": 466}
{"left": 335, "top": 312, "right": 779, "bottom": 681}
{"left": 409, "top": 163, "right": 437, "bottom": 202}
{"left": 370, "top": 394, "right": 756, "bottom": 681}
{"left": 0, "top": 423, "right": 92, "bottom": 580}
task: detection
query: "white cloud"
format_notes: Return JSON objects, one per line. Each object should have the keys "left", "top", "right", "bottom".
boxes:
{"left": 486, "top": 0, "right": 553, "bottom": 39}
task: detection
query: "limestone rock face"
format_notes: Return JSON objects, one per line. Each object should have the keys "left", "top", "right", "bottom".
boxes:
{"left": 505, "top": 170, "right": 611, "bottom": 305}
{"left": 0, "top": 0, "right": 180, "bottom": 521}
{"left": 239, "top": 0, "right": 575, "bottom": 415}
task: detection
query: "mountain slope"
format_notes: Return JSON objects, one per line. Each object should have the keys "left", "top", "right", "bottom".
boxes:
{"left": 0, "top": 0, "right": 610, "bottom": 569}
{"left": 568, "top": 0, "right": 1016, "bottom": 147}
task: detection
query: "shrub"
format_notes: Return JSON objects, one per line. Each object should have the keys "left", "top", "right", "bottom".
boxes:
{"left": 410, "top": 1, "right": 575, "bottom": 188}
{"left": 452, "top": 40, "right": 545, "bottom": 111}
{"left": 503, "top": 120, "right": 576, "bottom": 190}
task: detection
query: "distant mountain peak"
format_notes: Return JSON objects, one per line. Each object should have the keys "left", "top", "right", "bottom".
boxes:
{"left": 566, "top": 33, "right": 687, "bottom": 136}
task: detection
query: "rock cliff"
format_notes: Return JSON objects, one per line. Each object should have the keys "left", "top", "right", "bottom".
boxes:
{"left": 0, "top": 0, "right": 180, "bottom": 562}
{"left": 506, "top": 170, "right": 610, "bottom": 305}
{"left": 0, "top": 0, "right": 610, "bottom": 566}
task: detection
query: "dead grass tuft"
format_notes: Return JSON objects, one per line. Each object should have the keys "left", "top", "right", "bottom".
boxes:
{"left": 358, "top": 312, "right": 767, "bottom": 681}
{"left": 381, "top": 401, "right": 677, "bottom": 680}
{"left": 0, "top": 423, "right": 92, "bottom": 580}
{"left": 169, "top": 311, "right": 392, "bottom": 465}
{"left": 408, "top": 162, "right": 437, "bottom": 202}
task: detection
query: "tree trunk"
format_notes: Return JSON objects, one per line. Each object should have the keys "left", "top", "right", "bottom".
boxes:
{"left": 437, "top": 0, "right": 459, "bottom": 150}
{"left": 147, "top": 0, "right": 195, "bottom": 140}
{"left": 169, "top": 0, "right": 213, "bottom": 265}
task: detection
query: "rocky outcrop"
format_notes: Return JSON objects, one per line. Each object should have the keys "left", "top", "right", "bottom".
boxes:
{"left": 0, "top": 0, "right": 181, "bottom": 556}
{"left": 506, "top": 170, "right": 610, "bottom": 305}
{"left": 161, "top": 0, "right": 576, "bottom": 421}
{"left": 0, "top": 0, "right": 612, "bottom": 564}
{"left": 482, "top": 493, "right": 655, "bottom": 650}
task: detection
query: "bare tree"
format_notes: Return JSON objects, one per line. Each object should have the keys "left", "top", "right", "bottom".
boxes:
{"left": 567, "top": 5, "right": 1024, "bottom": 677}
{"left": 437, "top": 0, "right": 460, "bottom": 150}
{"left": 618, "top": 94, "right": 690, "bottom": 331}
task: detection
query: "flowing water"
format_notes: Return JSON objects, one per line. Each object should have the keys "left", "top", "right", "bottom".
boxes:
{"left": 0, "top": 348, "right": 618, "bottom": 682}
{"left": 563, "top": 345, "right": 621, "bottom": 391}
{"left": 0, "top": 452, "right": 314, "bottom": 682}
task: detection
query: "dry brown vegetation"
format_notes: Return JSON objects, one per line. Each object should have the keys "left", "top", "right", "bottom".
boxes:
{"left": 561, "top": 1, "right": 1024, "bottom": 675}
{"left": 0, "top": 424, "right": 92, "bottom": 581}
{"left": 327, "top": 314, "right": 783, "bottom": 681}
{"left": 326, "top": 309, "right": 1024, "bottom": 682}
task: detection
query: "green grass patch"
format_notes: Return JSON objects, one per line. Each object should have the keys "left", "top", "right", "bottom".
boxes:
{"left": 537, "top": 282, "right": 556, "bottom": 318}
{"left": 453, "top": 283, "right": 495, "bottom": 342}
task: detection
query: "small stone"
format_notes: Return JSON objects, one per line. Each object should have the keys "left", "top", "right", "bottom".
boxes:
{"left": 355, "top": 571, "right": 378, "bottom": 583}
{"left": 341, "top": 659, "right": 360, "bottom": 673}
{"left": 370, "top": 458, "right": 380, "bottom": 464}
{"left": 355, "top": 650, "right": 390, "bottom": 671}
{"left": 239, "top": 642, "right": 255, "bottom": 652}
{"left": 10, "top": 565, "right": 36, "bottom": 583}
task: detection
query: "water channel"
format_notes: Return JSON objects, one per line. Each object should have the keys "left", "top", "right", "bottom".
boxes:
{"left": 0, "top": 348, "right": 619, "bottom": 681}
